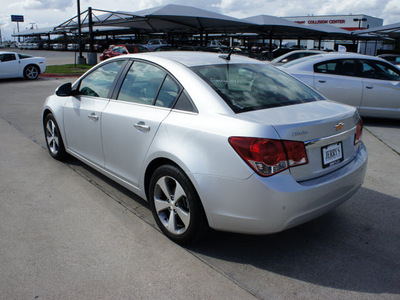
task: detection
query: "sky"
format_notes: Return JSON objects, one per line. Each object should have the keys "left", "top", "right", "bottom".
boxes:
{"left": 1, "top": 0, "right": 399, "bottom": 41}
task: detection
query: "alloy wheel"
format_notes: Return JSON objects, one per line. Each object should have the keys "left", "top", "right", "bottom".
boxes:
{"left": 153, "top": 176, "right": 191, "bottom": 235}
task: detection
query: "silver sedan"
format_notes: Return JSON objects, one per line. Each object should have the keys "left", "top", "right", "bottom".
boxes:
{"left": 280, "top": 53, "right": 400, "bottom": 119}
{"left": 43, "top": 52, "right": 367, "bottom": 244}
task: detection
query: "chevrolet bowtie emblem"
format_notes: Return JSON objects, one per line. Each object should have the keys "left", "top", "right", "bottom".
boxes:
{"left": 335, "top": 122, "right": 345, "bottom": 131}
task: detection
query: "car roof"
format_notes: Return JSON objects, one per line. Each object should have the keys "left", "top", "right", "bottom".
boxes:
{"left": 122, "top": 51, "right": 264, "bottom": 67}
{"left": 281, "top": 53, "right": 387, "bottom": 70}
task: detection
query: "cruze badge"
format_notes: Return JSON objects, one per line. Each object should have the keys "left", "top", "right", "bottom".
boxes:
{"left": 335, "top": 122, "right": 345, "bottom": 131}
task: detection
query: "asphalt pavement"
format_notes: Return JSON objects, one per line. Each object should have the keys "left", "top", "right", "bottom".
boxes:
{"left": 0, "top": 74, "right": 399, "bottom": 299}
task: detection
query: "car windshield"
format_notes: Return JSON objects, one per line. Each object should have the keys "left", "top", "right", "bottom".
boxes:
{"left": 191, "top": 63, "right": 324, "bottom": 113}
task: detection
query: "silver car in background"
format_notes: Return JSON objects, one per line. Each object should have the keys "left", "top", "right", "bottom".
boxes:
{"left": 43, "top": 52, "right": 367, "bottom": 244}
{"left": 270, "top": 50, "right": 325, "bottom": 66}
{"left": 281, "top": 53, "right": 400, "bottom": 119}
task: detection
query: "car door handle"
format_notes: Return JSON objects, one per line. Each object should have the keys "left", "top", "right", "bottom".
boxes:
{"left": 318, "top": 80, "right": 326, "bottom": 83}
{"left": 134, "top": 122, "right": 150, "bottom": 132}
{"left": 365, "top": 86, "right": 373, "bottom": 89}
{"left": 88, "top": 113, "right": 99, "bottom": 121}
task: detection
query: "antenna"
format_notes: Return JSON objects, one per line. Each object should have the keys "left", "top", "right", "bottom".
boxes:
{"left": 219, "top": 47, "right": 235, "bottom": 61}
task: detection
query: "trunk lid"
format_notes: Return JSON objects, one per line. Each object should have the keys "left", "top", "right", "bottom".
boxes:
{"left": 238, "top": 101, "right": 362, "bottom": 181}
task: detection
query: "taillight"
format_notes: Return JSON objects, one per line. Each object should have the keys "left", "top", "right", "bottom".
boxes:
{"left": 229, "top": 137, "right": 308, "bottom": 177}
{"left": 354, "top": 119, "right": 363, "bottom": 145}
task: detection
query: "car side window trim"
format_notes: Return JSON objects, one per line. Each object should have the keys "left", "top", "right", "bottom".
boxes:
{"left": 111, "top": 58, "right": 189, "bottom": 109}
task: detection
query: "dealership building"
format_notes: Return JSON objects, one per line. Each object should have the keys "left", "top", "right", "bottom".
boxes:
{"left": 284, "top": 14, "right": 385, "bottom": 54}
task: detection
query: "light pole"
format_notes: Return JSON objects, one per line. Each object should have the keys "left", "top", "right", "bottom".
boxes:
{"left": 77, "top": 0, "right": 86, "bottom": 64}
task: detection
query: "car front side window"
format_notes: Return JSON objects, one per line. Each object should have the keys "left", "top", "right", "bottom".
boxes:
{"left": 78, "top": 60, "right": 125, "bottom": 98}
{"left": 0, "top": 54, "right": 16, "bottom": 62}
{"left": 315, "top": 59, "right": 356, "bottom": 77}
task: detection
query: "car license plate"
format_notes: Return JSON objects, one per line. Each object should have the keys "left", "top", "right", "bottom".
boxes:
{"left": 321, "top": 142, "right": 344, "bottom": 168}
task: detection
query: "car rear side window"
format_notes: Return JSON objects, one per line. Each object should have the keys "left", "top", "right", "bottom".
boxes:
{"left": 0, "top": 53, "right": 16, "bottom": 62}
{"left": 155, "top": 75, "right": 182, "bottom": 108}
{"left": 117, "top": 61, "right": 166, "bottom": 105}
{"left": 191, "top": 63, "right": 323, "bottom": 113}
{"left": 78, "top": 60, "right": 125, "bottom": 98}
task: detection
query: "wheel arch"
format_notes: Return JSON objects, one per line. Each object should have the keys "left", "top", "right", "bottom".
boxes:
{"left": 144, "top": 157, "right": 182, "bottom": 201}
{"left": 24, "top": 63, "right": 40, "bottom": 73}
{"left": 143, "top": 157, "right": 208, "bottom": 222}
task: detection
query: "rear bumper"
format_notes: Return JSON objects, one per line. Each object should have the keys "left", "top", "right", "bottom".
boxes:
{"left": 191, "top": 143, "right": 368, "bottom": 234}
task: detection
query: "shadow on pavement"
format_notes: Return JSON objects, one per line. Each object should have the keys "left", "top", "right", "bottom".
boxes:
{"left": 188, "top": 187, "right": 400, "bottom": 295}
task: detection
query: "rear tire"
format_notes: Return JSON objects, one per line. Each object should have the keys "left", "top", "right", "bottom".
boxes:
{"left": 44, "top": 114, "right": 67, "bottom": 161}
{"left": 24, "top": 65, "right": 40, "bottom": 80}
{"left": 149, "top": 164, "right": 208, "bottom": 245}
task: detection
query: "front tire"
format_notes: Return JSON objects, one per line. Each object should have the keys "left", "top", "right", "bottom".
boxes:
{"left": 24, "top": 65, "right": 40, "bottom": 80}
{"left": 149, "top": 164, "right": 208, "bottom": 245}
{"left": 44, "top": 114, "right": 67, "bottom": 161}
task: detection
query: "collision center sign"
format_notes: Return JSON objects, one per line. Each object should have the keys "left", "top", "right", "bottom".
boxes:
{"left": 294, "top": 19, "right": 346, "bottom": 25}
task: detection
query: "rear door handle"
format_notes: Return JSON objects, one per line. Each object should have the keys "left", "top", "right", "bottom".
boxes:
{"left": 365, "top": 86, "right": 373, "bottom": 89}
{"left": 88, "top": 112, "right": 99, "bottom": 121}
{"left": 134, "top": 121, "right": 150, "bottom": 132}
{"left": 318, "top": 80, "right": 326, "bottom": 83}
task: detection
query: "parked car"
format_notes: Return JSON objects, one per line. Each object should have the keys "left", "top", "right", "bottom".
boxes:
{"left": 281, "top": 53, "right": 400, "bottom": 119}
{"left": 29, "top": 41, "right": 44, "bottom": 50}
{"left": 67, "top": 43, "right": 79, "bottom": 51}
{"left": 99, "top": 44, "right": 148, "bottom": 61}
{"left": 270, "top": 50, "right": 325, "bottom": 66}
{"left": 153, "top": 46, "right": 179, "bottom": 51}
{"left": 42, "top": 52, "right": 367, "bottom": 244}
{"left": 0, "top": 51, "right": 46, "bottom": 80}
{"left": 203, "top": 46, "right": 243, "bottom": 54}
{"left": 84, "top": 42, "right": 106, "bottom": 52}
{"left": 179, "top": 45, "right": 204, "bottom": 51}
{"left": 52, "top": 43, "right": 66, "bottom": 51}
{"left": 378, "top": 54, "right": 400, "bottom": 66}
{"left": 142, "top": 39, "right": 169, "bottom": 51}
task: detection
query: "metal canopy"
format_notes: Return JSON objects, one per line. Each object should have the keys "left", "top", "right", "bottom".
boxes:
{"left": 242, "top": 15, "right": 323, "bottom": 38}
{"left": 80, "top": 4, "right": 252, "bottom": 34}
{"left": 11, "top": 27, "right": 57, "bottom": 37}
{"left": 353, "top": 22, "right": 400, "bottom": 38}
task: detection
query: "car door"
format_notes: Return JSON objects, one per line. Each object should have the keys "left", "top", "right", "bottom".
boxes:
{"left": 358, "top": 59, "right": 400, "bottom": 118}
{"left": 0, "top": 53, "right": 19, "bottom": 78}
{"left": 63, "top": 60, "right": 126, "bottom": 166}
{"left": 101, "top": 60, "right": 182, "bottom": 187}
{"left": 313, "top": 59, "right": 363, "bottom": 108}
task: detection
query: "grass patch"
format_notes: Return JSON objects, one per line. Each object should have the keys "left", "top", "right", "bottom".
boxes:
{"left": 46, "top": 64, "right": 92, "bottom": 74}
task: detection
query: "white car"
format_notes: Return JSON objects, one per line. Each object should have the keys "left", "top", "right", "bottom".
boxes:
{"left": 280, "top": 53, "right": 400, "bottom": 119}
{"left": 143, "top": 39, "right": 169, "bottom": 51}
{"left": 0, "top": 51, "right": 46, "bottom": 80}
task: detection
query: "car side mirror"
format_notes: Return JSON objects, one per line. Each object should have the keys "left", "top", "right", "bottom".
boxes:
{"left": 55, "top": 82, "right": 73, "bottom": 97}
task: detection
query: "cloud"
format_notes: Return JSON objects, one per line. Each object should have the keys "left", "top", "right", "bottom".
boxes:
{"left": 219, "top": 0, "right": 398, "bottom": 24}
{"left": 21, "top": 0, "right": 73, "bottom": 10}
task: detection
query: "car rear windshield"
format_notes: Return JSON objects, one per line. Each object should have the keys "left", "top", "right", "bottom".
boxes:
{"left": 191, "top": 63, "right": 324, "bottom": 113}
